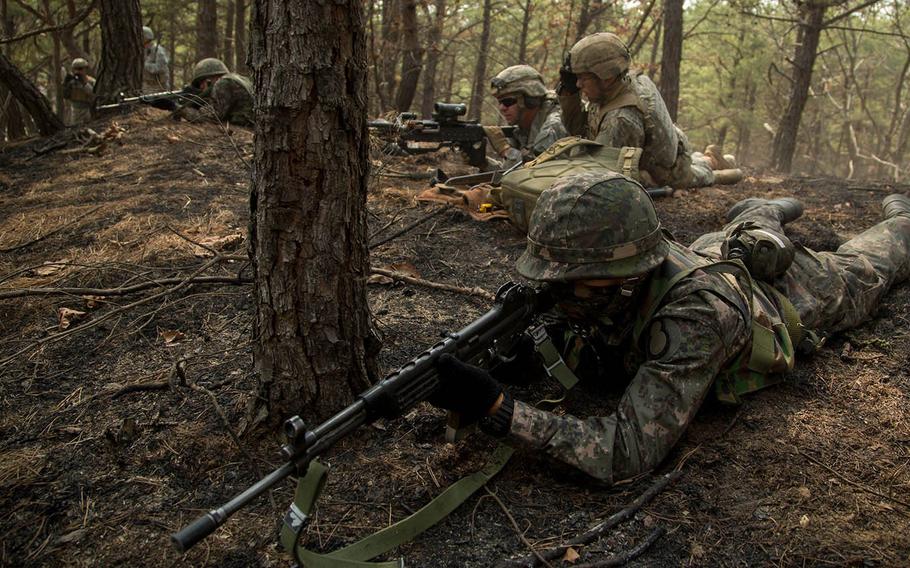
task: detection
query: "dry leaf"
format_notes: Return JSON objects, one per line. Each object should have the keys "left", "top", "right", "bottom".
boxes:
{"left": 159, "top": 329, "right": 185, "bottom": 344}
{"left": 690, "top": 543, "right": 706, "bottom": 558}
{"left": 193, "top": 233, "right": 244, "bottom": 257}
{"left": 58, "top": 307, "right": 86, "bottom": 329}
{"left": 388, "top": 261, "right": 421, "bottom": 279}
{"left": 82, "top": 295, "right": 104, "bottom": 308}
{"left": 367, "top": 273, "right": 394, "bottom": 285}
{"left": 562, "top": 547, "right": 580, "bottom": 563}
{"left": 166, "top": 134, "right": 181, "bottom": 143}
{"left": 799, "top": 514, "right": 810, "bottom": 528}
{"left": 34, "top": 260, "right": 69, "bottom": 276}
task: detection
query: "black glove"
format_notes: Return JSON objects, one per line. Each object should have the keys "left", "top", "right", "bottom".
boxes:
{"left": 558, "top": 54, "right": 579, "bottom": 95}
{"left": 429, "top": 354, "right": 502, "bottom": 417}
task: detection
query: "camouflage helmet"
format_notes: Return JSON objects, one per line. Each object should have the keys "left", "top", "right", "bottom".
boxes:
{"left": 72, "top": 58, "right": 89, "bottom": 71}
{"left": 192, "top": 58, "right": 230, "bottom": 84}
{"left": 142, "top": 26, "right": 155, "bottom": 42}
{"left": 516, "top": 172, "right": 669, "bottom": 281}
{"left": 568, "top": 33, "right": 631, "bottom": 81}
{"left": 490, "top": 65, "right": 548, "bottom": 99}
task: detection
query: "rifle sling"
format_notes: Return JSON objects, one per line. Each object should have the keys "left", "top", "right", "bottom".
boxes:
{"left": 281, "top": 444, "right": 514, "bottom": 567}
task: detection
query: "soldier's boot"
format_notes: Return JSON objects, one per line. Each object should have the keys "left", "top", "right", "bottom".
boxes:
{"left": 726, "top": 197, "right": 804, "bottom": 224}
{"left": 882, "top": 194, "right": 910, "bottom": 221}
{"left": 712, "top": 168, "right": 744, "bottom": 185}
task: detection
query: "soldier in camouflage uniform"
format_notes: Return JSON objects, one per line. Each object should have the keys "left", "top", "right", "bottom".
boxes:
{"left": 62, "top": 58, "right": 95, "bottom": 125}
{"left": 557, "top": 33, "right": 734, "bottom": 189}
{"left": 142, "top": 26, "right": 171, "bottom": 92}
{"left": 173, "top": 58, "right": 254, "bottom": 127}
{"left": 486, "top": 65, "right": 568, "bottom": 169}
{"left": 429, "top": 172, "right": 910, "bottom": 483}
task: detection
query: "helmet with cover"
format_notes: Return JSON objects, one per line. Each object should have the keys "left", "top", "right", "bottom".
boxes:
{"left": 192, "top": 58, "right": 230, "bottom": 85}
{"left": 71, "top": 58, "right": 89, "bottom": 71}
{"left": 142, "top": 26, "right": 155, "bottom": 42}
{"left": 567, "top": 33, "right": 631, "bottom": 81}
{"left": 516, "top": 172, "right": 669, "bottom": 281}
{"left": 490, "top": 65, "right": 548, "bottom": 102}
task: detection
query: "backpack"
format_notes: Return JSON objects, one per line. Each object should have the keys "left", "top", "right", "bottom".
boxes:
{"left": 492, "top": 136, "right": 642, "bottom": 231}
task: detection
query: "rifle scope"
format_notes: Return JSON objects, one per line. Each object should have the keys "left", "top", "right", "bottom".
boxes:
{"left": 433, "top": 102, "right": 467, "bottom": 118}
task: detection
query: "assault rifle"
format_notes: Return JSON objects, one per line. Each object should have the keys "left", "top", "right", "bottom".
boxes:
{"left": 369, "top": 102, "right": 517, "bottom": 168}
{"left": 172, "top": 281, "right": 552, "bottom": 552}
{"left": 96, "top": 85, "right": 203, "bottom": 112}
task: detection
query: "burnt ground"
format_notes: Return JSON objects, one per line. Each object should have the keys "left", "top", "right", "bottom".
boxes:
{"left": 0, "top": 108, "right": 908, "bottom": 568}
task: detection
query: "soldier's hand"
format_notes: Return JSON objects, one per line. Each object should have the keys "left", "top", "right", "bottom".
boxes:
{"left": 558, "top": 54, "right": 579, "bottom": 95}
{"left": 429, "top": 354, "right": 502, "bottom": 417}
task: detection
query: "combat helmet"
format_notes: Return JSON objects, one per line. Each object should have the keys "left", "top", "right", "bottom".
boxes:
{"left": 490, "top": 65, "right": 548, "bottom": 99}
{"left": 517, "top": 172, "right": 669, "bottom": 281}
{"left": 192, "top": 58, "right": 230, "bottom": 84}
{"left": 72, "top": 58, "right": 89, "bottom": 71}
{"left": 142, "top": 26, "right": 155, "bottom": 42}
{"left": 568, "top": 33, "right": 631, "bottom": 81}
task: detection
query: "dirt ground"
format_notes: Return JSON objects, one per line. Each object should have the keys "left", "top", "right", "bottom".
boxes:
{"left": 1, "top": 109, "right": 909, "bottom": 568}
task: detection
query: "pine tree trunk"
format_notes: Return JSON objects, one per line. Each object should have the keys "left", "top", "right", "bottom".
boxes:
{"left": 1, "top": 0, "right": 24, "bottom": 140}
{"left": 517, "top": 0, "right": 533, "bottom": 63}
{"left": 468, "top": 0, "right": 492, "bottom": 122}
{"left": 395, "top": 0, "right": 423, "bottom": 111}
{"left": 380, "top": 0, "right": 401, "bottom": 110}
{"left": 771, "top": 1, "right": 825, "bottom": 173}
{"left": 95, "top": 0, "right": 142, "bottom": 99}
{"left": 235, "top": 0, "right": 247, "bottom": 72}
{"left": 658, "top": 0, "right": 683, "bottom": 122}
{"left": 196, "top": 0, "right": 218, "bottom": 60}
{"left": 249, "top": 0, "right": 375, "bottom": 426}
{"left": 223, "top": 0, "right": 235, "bottom": 70}
{"left": 419, "top": 0, "right": 446, "bottom": 117}
{"left": 0, "top": 51, "right": 64, "bottom": 136}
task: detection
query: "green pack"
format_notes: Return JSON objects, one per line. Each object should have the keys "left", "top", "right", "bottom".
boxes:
{"left": 493, "top": 136, "right": 642, "bottom": 231}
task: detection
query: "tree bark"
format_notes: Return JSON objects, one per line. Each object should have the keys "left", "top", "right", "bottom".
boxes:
{"left": 1, "top": 0, "right": 24, "bottom": 140}
{"left": 468, "top": 0, "right": 492, "bottom": 121}
{"left": 196, "top": 0, "right": 218, "bottom": 60}
{"left": 249, "top": 0, "right": 375, "bottom": 426}
{"left": 95, "top": 0, "right": 142, "bottom": 99}
{"left": 771, "top": 1, "right": 825, "bottom": 173}
{"left": 395, "top": 0, "right": 423, "bottom": 111}
{"left": 380, "top": 0, "right": 401, "bottom": 111}
{"left": 234, "top": 0, "right": 246, "bottom": 72}
{"left": 223, "top": 0, "right": 234, "bottom": 70}
{"left": 658, "top": 0, "right": 683, "bottom": 122}
{"left": 419, "top": 0, "right": 445, "bottom": 117}
{"left": 517, "top": 0, "right": 533, "bottom": 63}
{"left": 0, "top": 51, "right": 64, "bottom": 135}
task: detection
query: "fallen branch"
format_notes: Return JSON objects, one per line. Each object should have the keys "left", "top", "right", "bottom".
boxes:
{"left": 498, "top": 470, "right": 682, "bottom": 568}
{"left": 370, "top": 267, "right": 494, "bottom": 300}
{"left": 369, "top": 205, "right": 452, "bottom": 249}
{"left": 572, "top": 526, "right": 666, "bottom": 568}
{"left": 0, "top": 273, "right": 251, "bottom": 300}
{"left": 484, "top": 486, "right": 555, "bottom": 568}
{"left": 798, "top": 449, "right": 910, "bottom": 513}
{"left": 0, "top": 206, "right": 103, "bottom": 253}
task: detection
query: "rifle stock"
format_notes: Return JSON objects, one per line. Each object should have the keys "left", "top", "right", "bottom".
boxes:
{"left": 172, "top": 281, "right": 551, "bottom": 553}
{"left": 96, "top": 86, "right": 203, "bottom": 112}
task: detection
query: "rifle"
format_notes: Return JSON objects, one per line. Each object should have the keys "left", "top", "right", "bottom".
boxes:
{"left": 172, "top": 281, "right": 553, "bottom": 552}
{"left": 96, "top": 85, "right": 202, "bottom": 113}
{"left": 369, "top": 102, "right": 517, "bottom": 168}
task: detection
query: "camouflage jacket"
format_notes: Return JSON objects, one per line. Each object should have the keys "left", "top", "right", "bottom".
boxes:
{"left": 143, "top": 44, "right": 171, "bottom": 91}
{"left": 512, "top": 100, "right": 568, "bottom": 159}
{"left": 180, "top": 73, "right": 254, "bottom": 127}
{"left": 505, "top": 241, "right": 792, "bottom": 482}
{"left": 63, "top": 75, "right": 95, "bottom": 106}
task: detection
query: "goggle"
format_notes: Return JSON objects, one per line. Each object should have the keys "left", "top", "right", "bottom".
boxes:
{"left": 497, "top": 97, "right": 519, "bottom": 108}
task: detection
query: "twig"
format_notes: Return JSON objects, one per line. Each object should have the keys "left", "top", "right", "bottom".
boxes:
{"left": 369, "top": 205, "right": 452, "bottom": 249}
{"left": 484, "top": 487, "right": 555, "bottom": 568}
{"left": 498, "top": 471, "right": 682, "bottom": 568}
{"left": 0, "top": 274, "right": 251, "bottom": 300}
{"left": 797, "top": 449, "right": 910, "bottom": 512}
{"left": 370, "top": 267, "right": 494, "bottom": 300}
{"left": 572, "top": 526, "right": 666, "bottom": 568}
{"left": 0, "top": 206, "right": 103, "bottom": 253}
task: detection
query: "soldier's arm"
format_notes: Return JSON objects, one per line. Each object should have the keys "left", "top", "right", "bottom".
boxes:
{"left": 504, "top": 291, "right": 749, "bottom": 483}
{"left": 528, "top": 111, "right": 569, "bottom": 157}
{"left": 209, "top": 80, "right": 233, "bottom": 122}
{"left": 559, "top": 92, "right": 586, "bottom": 136}
{"left": 593, "top": 110, "right": 645, "bottom": 149}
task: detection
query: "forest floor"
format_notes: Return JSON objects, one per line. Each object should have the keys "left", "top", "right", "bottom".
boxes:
{"left": 1, "top": 108, "right": 909, "bottom": 568}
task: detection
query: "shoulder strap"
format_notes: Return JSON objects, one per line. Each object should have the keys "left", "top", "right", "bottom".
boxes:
{"left": 522, "top": 136, "right": 602, "bottom": 167}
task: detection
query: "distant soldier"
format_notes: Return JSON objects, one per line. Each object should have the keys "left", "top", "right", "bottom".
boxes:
{"left": 143, "top": 26, "right": 171, "bottom": 92}
{"left": 62, "top": 58, "right": 95, "bottom": 125}
{"left": 173, "top": 58, "right": 254, "bottom": 127}
{"left": 486, "top": 65, "right": 567, "bottom": 168}
{"left": 558, "top": 33, "right": 740, "bottom": 188}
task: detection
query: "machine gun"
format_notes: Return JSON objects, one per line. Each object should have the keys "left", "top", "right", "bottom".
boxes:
{"left": 96, "top": 85, "right": 203, "bottom": 113}
{"left": 369, "top": 102, "right": 517, "bottom": 168}
{"left": 171, "top": 281, "right": 553, "bottom": 552}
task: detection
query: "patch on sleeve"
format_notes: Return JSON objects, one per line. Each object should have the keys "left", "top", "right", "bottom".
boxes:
{"left": 648, "top": 319, "right": 680, "bottom": 360}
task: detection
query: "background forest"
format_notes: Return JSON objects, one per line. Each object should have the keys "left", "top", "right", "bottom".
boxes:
{"left": 1, "top": 0, "right": 909, "bottom": 180}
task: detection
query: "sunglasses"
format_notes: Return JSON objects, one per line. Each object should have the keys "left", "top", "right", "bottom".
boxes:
{"left": 497, "top": 97, "right": 518, "bottom": 108}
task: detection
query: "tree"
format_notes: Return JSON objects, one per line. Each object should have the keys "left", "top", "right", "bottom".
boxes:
{"left": 0, "top": 51, "right": 64, "bottom": 135}
{"left": 95, "top": 0, "right": 142, "bottom": 99}
{"left": 248, "top": 0, "right": 376, "bottom": 426}
{"left": 395, "top": 0, "right": 423, "bottom": 111}
{"left": 468, "top": 0, "right": 492, "bottom": 121}
{"left": 659, "top": 0, "right": 683, "bottom": 122}
{"left": 196, "top": 0, "right": 217, "bottom": 60}
{"left": 235, "top": 0, "right": 247, "bottom": 72}
{"left": 419, "top": 0, "right": 446, "bottom": 117}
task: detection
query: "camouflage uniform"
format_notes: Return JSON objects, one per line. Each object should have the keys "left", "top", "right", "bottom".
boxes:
{"left": 179, "top": 59, "right": 254, "bottom": 127}
{"left": 509, "top": 99, "right": 566, "bottom": 165}
{"left": 560, "top": 33, "right": 714, "bottom": 188}
{"left": 503, "top": 172, "right": 910, "bottom": 483}
{"left": 143, "top": 27, "right": 171, "bottom": 92}
{"left": 63, "top": 59, "right": 95, "bottom": 125}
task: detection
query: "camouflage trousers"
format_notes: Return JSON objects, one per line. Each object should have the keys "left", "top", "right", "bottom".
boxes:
{"left": 690, "top": 201, "right": 910, "bottom": 334}
{"left": 70, "top": 104, "right": 92, "bottom": 125}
